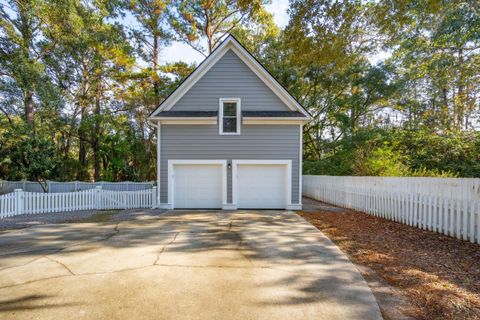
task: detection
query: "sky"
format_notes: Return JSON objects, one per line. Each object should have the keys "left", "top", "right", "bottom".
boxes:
{"left": 158, "top": 0, "right": 290, "bottom": 65}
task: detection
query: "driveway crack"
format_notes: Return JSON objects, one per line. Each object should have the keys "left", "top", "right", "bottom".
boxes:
{"left": 101, "top": 222, "right": 120, "bottom": 241}
{"left": 45, "top": 256, "right": 75, "bottom": 275}
{"left": 153, "top": 232, "right": 179, "bottom": 265}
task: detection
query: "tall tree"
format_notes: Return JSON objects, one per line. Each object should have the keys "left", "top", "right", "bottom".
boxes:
{"left": 374, "top": 0, "right": 480, "bottom": 131}
{"left": 0, "top": 0, "right": 68, "bottom": 128}
{"left": 46, "top": 0, "right": 134, "bottom": 180}
{"left": 128, "top": 0, "right": 171, "bottom": 105}
{"left": 284, "top": 0, "right": 395, "bottom": 159}
{"left": 169, "top": 0, "right": 274, "bottom": 55}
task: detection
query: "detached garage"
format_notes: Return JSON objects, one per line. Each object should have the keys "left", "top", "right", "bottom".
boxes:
{"left": 148, "top": 35, "right": 310, "bottom": 210}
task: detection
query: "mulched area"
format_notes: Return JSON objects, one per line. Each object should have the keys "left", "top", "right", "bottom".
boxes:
{"left": 298, "top": 197, "right": 480, "bottom": 320}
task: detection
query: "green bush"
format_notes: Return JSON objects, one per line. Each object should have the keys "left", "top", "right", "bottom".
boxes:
{"left": 303, "top": 129, "right": 477, "bottom": 177}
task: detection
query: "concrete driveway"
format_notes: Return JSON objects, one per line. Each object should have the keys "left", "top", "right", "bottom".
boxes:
{"left": 0, "top": 210, "right": 381, "bottom": 320}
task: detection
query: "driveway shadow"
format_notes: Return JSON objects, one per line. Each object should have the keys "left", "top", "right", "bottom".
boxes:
{"left": 0, "top": 209, "right": 382, "bottom": 320}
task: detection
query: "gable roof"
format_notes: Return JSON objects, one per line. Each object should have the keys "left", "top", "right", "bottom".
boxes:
{"left": 149, "top": 35, "right": 311, "bottom": 119}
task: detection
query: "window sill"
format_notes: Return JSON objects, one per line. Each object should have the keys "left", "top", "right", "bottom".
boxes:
{"left": 219, "top": 132, "right": 241, "bottom": 136}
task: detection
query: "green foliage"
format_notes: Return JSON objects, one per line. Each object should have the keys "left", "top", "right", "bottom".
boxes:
{"left": 303, "top": 129, "right": 477, "bottom": 177}
{"left": 0, "top": 125, "right": 60, "bottom": 189}
{"left": 169, "top": 0, "right": 274, "bottom": 54}
{"left": 353, "top": 144, "right": 410, "bottom": 177}
{"left": 409, "top": 167, "right": 458, "bottom": 178}
{"left": 395, "top": 129, "right": 480, "bottom": 177}
{"left": 285, "top": 0, "right": 479, "bottom": 178}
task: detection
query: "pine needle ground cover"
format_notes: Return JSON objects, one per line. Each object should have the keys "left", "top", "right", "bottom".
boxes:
{"left": 298, "top": 198, "right": 480, "bottom": 320}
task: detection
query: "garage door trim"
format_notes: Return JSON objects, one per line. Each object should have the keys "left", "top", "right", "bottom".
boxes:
{"left": 232, "top": 160, "right": 292, "bottom": 209}
{"left": 168, "top": 160, "right": 227, "bottom": 209}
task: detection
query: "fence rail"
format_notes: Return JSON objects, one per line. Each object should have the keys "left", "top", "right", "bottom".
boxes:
{"left": 0, "top": 180, "right": 154, "bottom": 194}
{"left": 0, "top": 187, "right": 157, "bottom": 218}
{"left": 303, "top": 175, "right": 480, "bottom": 244}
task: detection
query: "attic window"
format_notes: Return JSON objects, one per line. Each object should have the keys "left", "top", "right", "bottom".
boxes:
{"left": 219, "top": 98, "right": 241, "bottom": 135}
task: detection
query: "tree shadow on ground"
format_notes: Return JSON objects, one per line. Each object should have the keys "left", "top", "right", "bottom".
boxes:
{"left": 0, "top": 294, "right": 78, "bottom": 312}
{"left": 0, "top": 209, "right": 380, "bottom": 319}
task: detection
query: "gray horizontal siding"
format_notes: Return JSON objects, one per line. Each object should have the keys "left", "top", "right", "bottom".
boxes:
{"left": 171, "top": 50, "right": 291, "bottom": 112}
{"left": 160, "top": 125, "right": 300, "bottom": 205}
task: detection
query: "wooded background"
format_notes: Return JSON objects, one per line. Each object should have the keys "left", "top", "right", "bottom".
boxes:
{"left": 1, "top": 0, "right": 479, "bottom": 183}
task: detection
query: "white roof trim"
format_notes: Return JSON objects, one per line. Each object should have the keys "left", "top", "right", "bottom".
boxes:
{"left": 243, "top": 117, "right": 308, "bottom": 121}
{"left": 243, "top": 119, "right": 308, "bottom": 125}
{"left": 149, "top": 117, "right": 217, "bottom": 125}
{"left": 149, "top": 35, "right": 310, "bottom": 118}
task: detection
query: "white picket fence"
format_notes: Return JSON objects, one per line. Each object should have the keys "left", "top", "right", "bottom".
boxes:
{"left": 0, "top": 180, "right": 154, "bottom": 194}
{"left": 0, "top": 187, "right": 157, "bottom": 218}
{"left": 303, "top": 175, "right": 480, "bottom": 244}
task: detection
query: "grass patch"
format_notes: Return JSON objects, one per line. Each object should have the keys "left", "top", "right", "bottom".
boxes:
{"left": 81, "top": 211, "right": 118, "bottom": 223}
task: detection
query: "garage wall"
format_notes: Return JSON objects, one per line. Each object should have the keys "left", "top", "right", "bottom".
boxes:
{"left": 160, "top": 125, "right": 300, "bottom": 205}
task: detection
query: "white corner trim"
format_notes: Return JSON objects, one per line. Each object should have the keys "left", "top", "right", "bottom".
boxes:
{"left": 231, "top": 160, "right": 292, "bottom": 209}
{"left": 287, "top": 204, "right": 302, "bottom": 210}
{"left": 299, "top": 124, "right": 303, "bottom": 205}
{"left": 167, "top": 160, "right": 227, "bottom": 209}
{"left": 156, "top": 122, "right": 161, "bottom": 205}
{"left": 219, "top": 98, "right": 241, "bottom": 135}
{"left": 149, "top": 36, "right": 310, "bottom": 118}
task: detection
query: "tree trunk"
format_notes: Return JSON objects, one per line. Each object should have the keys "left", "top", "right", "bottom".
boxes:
{"left": 441, "top": 87, "right": 449, "bottom": 130}
{"left": 24, "top": 90, "right": 35, "bottom": 127}
{"left": 93, "top": 85, "right": 101, "bottom": 181}
{"left": 78, "top": 104, "right": 88, "bottom": 180}
{"left": 457, "top": 47, "right": 465, "bottom": 130}
{"left": 18, "top": 2, "right": 35, "bottom": 128}
{"left": 77, "top": 63, "right": 89, "bottom": 180}
{"left": 153, "top": 34, "right": 160, "bottom": 104}
{"left": 204, "top": 8, "right": 213, "bottom": 54}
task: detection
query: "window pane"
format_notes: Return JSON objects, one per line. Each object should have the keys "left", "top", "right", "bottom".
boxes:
{"left": 223, "top": 118, "right": 237, "bottom": 133}
{"left": 223, "top": 102, "right": 237, "bottom": 116}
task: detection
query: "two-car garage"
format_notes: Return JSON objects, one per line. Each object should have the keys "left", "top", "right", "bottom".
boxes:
{"left": 168, "top": 160, "right": 291, "bottom": 209}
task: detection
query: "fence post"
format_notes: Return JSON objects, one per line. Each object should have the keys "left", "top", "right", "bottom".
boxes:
{"left": 95, "top": 186, "right": 102, "bottom": 210}
{"left": 152, "top": 186, "right": 157, "bottom": 207}
{"left": 14, "top": 189, "right": 24, "bottom": 215}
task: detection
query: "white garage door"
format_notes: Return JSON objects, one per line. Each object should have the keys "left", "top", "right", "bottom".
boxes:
{"left": 237, "top": 164, "right": 287, "bottom": 209}
{"left": 173, "top": 164, "right": 223, "bottom": 209}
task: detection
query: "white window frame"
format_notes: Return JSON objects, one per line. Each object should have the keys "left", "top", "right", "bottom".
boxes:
{"left": 219, "top": 98, "right": 241, "bottom": 135}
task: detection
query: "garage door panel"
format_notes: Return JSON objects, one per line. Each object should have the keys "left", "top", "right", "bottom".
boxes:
{"left": 237, "top": 164, "right": 287, "bottom": 209}
{"left": 173, "top": 164, "right": 223, "bottom": 209}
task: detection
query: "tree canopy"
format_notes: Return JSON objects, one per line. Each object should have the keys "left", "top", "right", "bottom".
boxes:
{"left": 0, "top": 0, "right": 479, "bottom": 182}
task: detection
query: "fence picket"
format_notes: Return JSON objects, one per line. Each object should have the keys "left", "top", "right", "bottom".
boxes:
{"left": 303, "top": 175, "right": 480, "bottom": 244}
{"left": 0, "top": 188, "right": 155, "bottom": 218}
{"left": 449, "top": 199, "right": 455, "bottom": 237}
{"left": 456, "top": 200, "right": 461, "bottom": 239}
